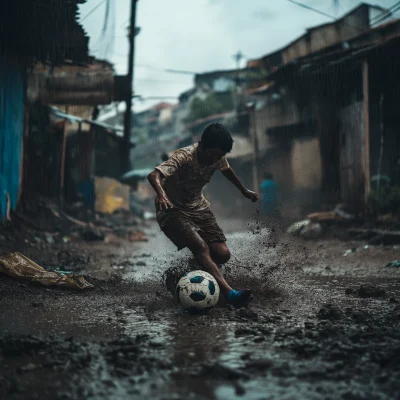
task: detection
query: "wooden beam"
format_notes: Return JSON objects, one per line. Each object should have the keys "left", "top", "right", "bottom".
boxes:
{"left": 362, "top": 61, "right": 371, "bottom": 206}
{"left": 41, "top": 91, "right": 112, "bottom": 105}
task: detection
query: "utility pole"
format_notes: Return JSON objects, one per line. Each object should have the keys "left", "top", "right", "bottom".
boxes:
{"left": 122, "top": 0, "right": 138, "bottom": 173}
{"left": 232, "top": 51, "right": 244, "bottom": 70}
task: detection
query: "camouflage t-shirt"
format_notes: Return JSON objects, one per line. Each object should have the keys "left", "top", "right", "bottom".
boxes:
{"left": 155, "top": 144, "right": 230, "bottom": 211}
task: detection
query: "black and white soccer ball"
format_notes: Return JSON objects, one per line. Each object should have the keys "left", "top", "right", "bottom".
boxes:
{"left": 176, "top": 270, "right": 220, "bottom": 312}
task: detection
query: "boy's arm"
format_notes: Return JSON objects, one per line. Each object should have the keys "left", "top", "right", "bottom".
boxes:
{"left": 147, "top": 170, "right": 173, "bottom": 210}
{"left": 148, "top": 149, "right": 186, "bottom": 210}
{"left": 221, "top": 167, "right": 258, "bottom": 202}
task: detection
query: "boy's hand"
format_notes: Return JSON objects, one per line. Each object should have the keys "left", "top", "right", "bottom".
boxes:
{"left": 242, "top": 189, "right": 258, "bottom": 202}
{"left": 156, "top": 194, "right": 174, "bottom": 210}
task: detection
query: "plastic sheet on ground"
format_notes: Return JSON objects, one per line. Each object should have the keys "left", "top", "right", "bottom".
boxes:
{"left": 0, "top": 252, "right": 93, "bottom": 290}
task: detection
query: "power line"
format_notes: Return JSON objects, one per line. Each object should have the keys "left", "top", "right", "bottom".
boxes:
{"left": 370, "top": 1, "right": 400, "bottom": 26}
{"left": 287, "top": 0, "right": 335, "bottom": 21}
{"left": 287, "top": 0, "right": 396, "bottom": 34}
{"left": 80, "top": 0, "right": 107, "bottom": 22}
{"left": 94, "top": 0, "right": 116, "bottom": 61}
{"left": 165, "top": 68, "right": 197, "bottom": 75}
{"left": 371, "top": 6, "right": 400, "bottom": 27}
{"left": 370, "top": 1, "right": 400, "bottom": 21}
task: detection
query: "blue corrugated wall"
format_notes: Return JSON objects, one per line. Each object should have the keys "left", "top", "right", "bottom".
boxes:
{"left": 0, "top": 56, "right": 24, "bottom": 220}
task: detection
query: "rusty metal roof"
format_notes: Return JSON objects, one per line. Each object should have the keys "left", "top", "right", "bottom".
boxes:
{"left": 0, "top": 0, "right": 89, "bottom": 63}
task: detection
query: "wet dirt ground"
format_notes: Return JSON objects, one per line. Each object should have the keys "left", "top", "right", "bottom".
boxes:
{"left": 1, "top": 217, "right": 400, "bottom": 400}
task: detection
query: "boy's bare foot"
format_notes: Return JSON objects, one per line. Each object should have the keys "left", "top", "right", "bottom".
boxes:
{"left": 226, "top": 289, "right": 253, "bottom": 308}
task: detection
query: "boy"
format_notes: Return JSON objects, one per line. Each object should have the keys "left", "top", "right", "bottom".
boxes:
{"left": 148, "top": 123, "right": 258, "bottom": 308}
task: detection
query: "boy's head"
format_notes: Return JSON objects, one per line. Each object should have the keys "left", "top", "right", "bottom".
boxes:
{"left": 264, "top": 171, "right": 273, "bottom": 180}
{"left": 199, "top": 123, "right": 233, "bottom": 165}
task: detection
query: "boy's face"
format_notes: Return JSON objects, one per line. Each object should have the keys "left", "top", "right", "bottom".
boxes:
{"left": 199, "top": 145, "right": 226, "bottom": 165}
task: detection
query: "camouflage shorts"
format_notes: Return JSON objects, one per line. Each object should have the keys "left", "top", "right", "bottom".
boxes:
{"left": 156, "top": 208, "right": 226, "bottom": 251}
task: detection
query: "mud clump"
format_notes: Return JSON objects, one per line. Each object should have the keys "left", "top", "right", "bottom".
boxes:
{"left": 57, "top": 250, "right": 90, "bottom": 271}
{"left": 317, "top": 303, "right": 343, "bottom": 321}
{"left": 357, "top": 284, "right": 386, "bottom": 298}
{"left": 246, "top": 358, "right": 274, "bottom": 371}
{"left": 0, "top": 335, "right": 47, "bottom": 356}
{"left": 200, "top": 363, "right": 249, "bottom": 380}
{"left": 345, "top": 284, "right": 387, "bottom": 298}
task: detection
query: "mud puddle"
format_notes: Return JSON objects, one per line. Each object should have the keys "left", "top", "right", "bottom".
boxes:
{"left": 1, "top": 221, "right": 400, "bottom": 400}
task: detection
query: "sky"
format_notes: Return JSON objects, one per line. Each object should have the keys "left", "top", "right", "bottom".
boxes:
{"left": 79, "top": 0, "right": 398, "bottom": 111}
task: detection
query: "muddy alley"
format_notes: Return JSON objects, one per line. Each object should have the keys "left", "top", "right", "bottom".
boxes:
{"left": 1, "top": 215, "right": 399, "bottom": 400}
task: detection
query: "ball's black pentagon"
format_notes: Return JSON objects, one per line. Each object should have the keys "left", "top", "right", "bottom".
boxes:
{"left": 190, "top": 275, "right": 205, "bottom": 284}
{"left": 189, "top": 291, "right": 206, "bottom": 302}
{"left": 176, "top": 286, "right": 181, "bottom": 303}
{"left": 208, "top": 280, "right": 216, "bottom": 295}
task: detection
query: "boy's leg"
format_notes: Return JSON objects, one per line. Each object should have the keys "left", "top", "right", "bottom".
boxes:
{"left": 182, "top": 230, "right": 233, "bottom": 295}
{"left": 209, "top": 241, "right": 231, "bottom": 265}
{"left": 187, "top": 233, "right": 253, "bottom": 308}
{"left": 159, "top": 211, "right": 252, "bottom": 307}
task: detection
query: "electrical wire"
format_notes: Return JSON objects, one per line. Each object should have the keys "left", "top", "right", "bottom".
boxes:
{"left": 370, "top": 1, "right": 400, "bottom": 22}
{"left": 370, "top": 1, "right": 400, "bottom": 26}
{"left": 93, "top": 0, "right": 116, "bottom": 60}
{"left": 286, "top": 0, "right": 398, "bottom": 33}
{"left": 287, "top": 0, "right": 336, "bottom": 20}
{"left": 371, "top": 6, "right": 400, "bottom": 27}
{"left": 80, "top": 0, "right": 107, "bottom": 22}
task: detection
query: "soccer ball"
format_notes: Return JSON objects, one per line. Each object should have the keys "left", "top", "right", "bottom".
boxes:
{"left": 176, "top": 270, "right": 220, "bottom": 312}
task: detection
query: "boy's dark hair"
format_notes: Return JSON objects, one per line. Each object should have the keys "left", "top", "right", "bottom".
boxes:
{"left": 264, "top": 171, "right": 273, "bottom": 180}
{"left": 201, "top": 123, "right": 233, "bottom": 153}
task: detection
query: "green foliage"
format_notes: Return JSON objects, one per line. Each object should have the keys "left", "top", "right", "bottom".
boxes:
{"left": 368, "top": 185, "right": 400, "bottom": 215}
{"left": 184, "top": 92, "right": 234, "bottom": 124}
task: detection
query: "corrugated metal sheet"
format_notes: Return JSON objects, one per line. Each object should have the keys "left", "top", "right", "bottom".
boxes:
{"left": 0, "top": 56, "right": 24, "bottom": 220}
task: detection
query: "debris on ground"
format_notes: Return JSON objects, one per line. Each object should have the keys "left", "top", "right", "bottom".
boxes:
{"left": 348, "top": 228, "right": 400, "bottom": 245}
{"left": 286, "top": 220, "right": 322, "bottom": 238}
{"left": 287, "top": 220, "right": 310, "bottom": 235}
{"left": 343, "top": 248, "right": 357, "bottom": 257}
{"left": 386, "top": 260, "right": 400, "bottom": 268}
{"left": 345, "top": 284, "right": 388, "bottom": 298}
{"left": 317, "top": 303, "right": 343, "bottom": 320}
{"left": 307, "top": 204, "right": 355, "bottom": 222}
{"left": 0, "top": 252, "right": 93, "bottom": 290}
{"left": 356, "top": 284, "right": 387, "bottom": 298}
{"left": 128, "top": 230, "right": 148, "bottom": 242}
{"left": 104, "top": 233, "right": 121, "bottom": 245}
{"left": 82, "top": 228, "right": 105, "bottom": 242}
{"left": 57, "top": 250, "right": 90, "bottom": 271}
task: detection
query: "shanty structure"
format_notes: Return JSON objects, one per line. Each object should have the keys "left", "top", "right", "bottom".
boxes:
{"left": 234, "top": 3, "right": 400, "bottom": 215}
{"left": 0, "top": 0, "right": 89, "bottom": 220}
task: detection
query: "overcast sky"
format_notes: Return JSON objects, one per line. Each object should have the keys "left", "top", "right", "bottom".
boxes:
{"left": 79, "top": 0, "right": 397, "bottom": 111}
